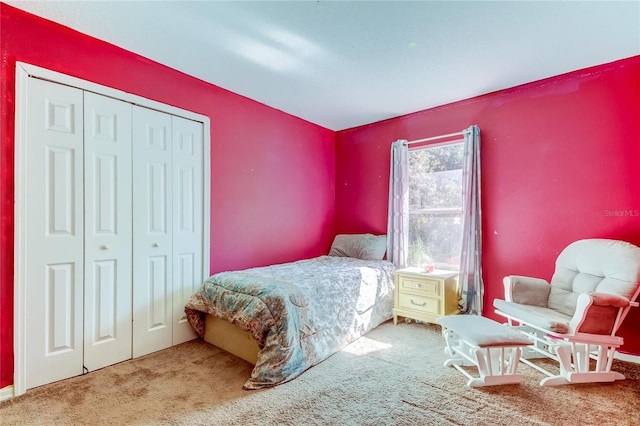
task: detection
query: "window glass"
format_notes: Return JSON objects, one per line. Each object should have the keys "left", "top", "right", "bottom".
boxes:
{"left": 408, "top": 142, "right": 463, "bottom": 269}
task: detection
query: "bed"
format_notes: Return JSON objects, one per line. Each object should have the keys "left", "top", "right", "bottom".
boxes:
{"left": 184, "top": 234, "right": 395, "bottom": 389}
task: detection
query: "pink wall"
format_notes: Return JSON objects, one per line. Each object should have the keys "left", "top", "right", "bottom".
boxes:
{"left": 336, "top": 55, "right": 640, "bottom": 354}
{"left": 0, "top": 4, "right": 335, "bottom": 389}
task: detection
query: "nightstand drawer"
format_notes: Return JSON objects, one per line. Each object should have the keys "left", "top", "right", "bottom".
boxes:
{"left": 398, "top": 293, "right": 440, "bottom": 315}
{"left": 400, "top": 276, "right": 440, "bottom": 296}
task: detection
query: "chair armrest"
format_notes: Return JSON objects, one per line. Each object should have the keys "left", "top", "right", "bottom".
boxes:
{"left": 588, "top": 292, "right": 631, "bottom": 308}
{"left": 569, "top": 293, "right": 633, "bottom": 335}
{"left": 503, "top": 275, "right": 550, "bottom": 306}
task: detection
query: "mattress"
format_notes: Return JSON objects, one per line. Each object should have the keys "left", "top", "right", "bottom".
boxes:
{"left": 185, "top": 255, "right": 395, "bottom": 389}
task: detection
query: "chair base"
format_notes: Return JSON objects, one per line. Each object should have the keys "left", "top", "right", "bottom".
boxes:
{"left": 503, "top": 322, "right": 628, "bottom": 386}
{"left": 540, "top": 371, "right": 625, "bottom": 387}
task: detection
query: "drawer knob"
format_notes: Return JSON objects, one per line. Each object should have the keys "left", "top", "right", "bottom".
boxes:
{"left": 415, "top": 284, "right": 422, "bottom": 288}
{"left": 410, "top": 299, "right": 427, "bottom": 307}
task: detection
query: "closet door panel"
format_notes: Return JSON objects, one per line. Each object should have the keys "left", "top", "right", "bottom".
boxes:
{"left": 83, "top": 92, "right": 133, "bottom": 371}
{"left": 132, "top": 106, "right": 173, "bottom": 357}
{"left": 172, "top": 117, "right": 204, "bottom": 344}
{"left": 25, "top": 78, "right": 84, "bottom": 389}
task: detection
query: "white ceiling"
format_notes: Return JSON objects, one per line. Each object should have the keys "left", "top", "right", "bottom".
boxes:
{"left": 7, "top": 1, "right": 640, "bottom": 130}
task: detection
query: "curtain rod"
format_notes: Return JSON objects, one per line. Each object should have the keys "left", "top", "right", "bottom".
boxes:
{"left": 406, "top": 131, "right": 464, "bottom": 145}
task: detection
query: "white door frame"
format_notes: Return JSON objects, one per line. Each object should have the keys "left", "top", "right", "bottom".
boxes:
{"left": 13, "top": 62, "right": 211, "bottom": 397}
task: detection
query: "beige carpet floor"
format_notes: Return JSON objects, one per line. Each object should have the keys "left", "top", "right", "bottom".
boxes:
{"left": 1, "top": 321, "right": 639, "bottom": 425}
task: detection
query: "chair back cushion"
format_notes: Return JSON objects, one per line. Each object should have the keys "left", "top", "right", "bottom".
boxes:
{"left": 548, "top": 239, "right": 640, "bottom": 316}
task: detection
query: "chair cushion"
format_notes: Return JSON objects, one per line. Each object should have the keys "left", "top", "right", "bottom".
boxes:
{"left": 548, "top": 239, "right": 640, "bottom": 317}
{"left": 493, "top": 299, "right": 571, "bottom": 334}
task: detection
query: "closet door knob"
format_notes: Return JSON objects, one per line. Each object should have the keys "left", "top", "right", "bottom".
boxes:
{"left": 152, "top": 243, "right": 159, "bottom": 248}
{"left": 99, "top": 245, "right": 109, "bottom": 250}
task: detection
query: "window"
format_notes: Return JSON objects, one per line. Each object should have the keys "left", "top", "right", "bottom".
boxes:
{"left": 407, "top": 142, "right": 463, "bottom": 270}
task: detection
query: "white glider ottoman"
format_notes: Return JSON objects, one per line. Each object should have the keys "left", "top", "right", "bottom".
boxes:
{"left": 436, "top": 315, "right": 532, "bottom": 387}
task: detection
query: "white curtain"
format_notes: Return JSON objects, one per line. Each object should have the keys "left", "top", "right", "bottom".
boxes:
{"left": 459, "top": 125, "right": 483, "bottom": 315}
{"left": 386, "top": 140, "right": 409, "bottom": 268}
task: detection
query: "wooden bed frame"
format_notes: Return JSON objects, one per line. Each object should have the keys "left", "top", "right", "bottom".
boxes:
{"left": 204, "top": 314, "right": 259, "bottom": 365}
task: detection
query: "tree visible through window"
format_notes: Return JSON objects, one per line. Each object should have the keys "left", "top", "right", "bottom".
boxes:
{"left": 408, "top": 142, "right": 463, "bottom": 269}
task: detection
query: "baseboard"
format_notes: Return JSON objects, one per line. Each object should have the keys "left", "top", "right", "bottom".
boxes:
{"left": 0, "top": 385, "right": 14, "bottom": 401}
{"left": 615, "top": 352, "right": 640, "bottom": 364}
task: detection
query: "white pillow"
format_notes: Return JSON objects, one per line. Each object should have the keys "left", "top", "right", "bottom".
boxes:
{"left": 328, "top": 234, "right": 387, "bottom": 260}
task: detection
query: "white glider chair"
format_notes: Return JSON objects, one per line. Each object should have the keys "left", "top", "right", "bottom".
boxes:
{"left": 493, "top": 238, "right": 640, "bottom": 386}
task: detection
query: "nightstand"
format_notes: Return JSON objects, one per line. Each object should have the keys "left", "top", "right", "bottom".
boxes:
{"left": 392, "top": 267, "right": 460, "bottom": 325}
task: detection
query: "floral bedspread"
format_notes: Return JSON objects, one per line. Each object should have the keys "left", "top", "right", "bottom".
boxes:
{"left": 184, "top": 255, "right": 395, "bottom": 389}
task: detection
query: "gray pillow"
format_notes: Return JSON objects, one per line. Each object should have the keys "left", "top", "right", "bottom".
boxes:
{"left": 328, "top": 234, "right": 387, "bottom": 260}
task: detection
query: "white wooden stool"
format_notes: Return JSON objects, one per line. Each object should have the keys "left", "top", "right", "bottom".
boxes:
{"left": 436, "top": 315, "right": 532, "bottom": 387}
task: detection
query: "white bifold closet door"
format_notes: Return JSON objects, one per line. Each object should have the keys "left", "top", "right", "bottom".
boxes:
{"left": 83, "top": 92, "right": 133, "bottom": 371}
{"left": 25, "top": 79, "right": 85, "bottom": 389}
{"left": 132, "top": 107, "right": 174, "bottom": 357}
{"left": 24, "top": 80, "right": 133, "bottom": 388}
{"left": 131, "top": 107, "right": 203, "bottom": 357}
{"left": 170, "top": 115, "right": 204, "bottom": 345}
{"left": 23, "top": 77, "right": 203, "bottom": 390}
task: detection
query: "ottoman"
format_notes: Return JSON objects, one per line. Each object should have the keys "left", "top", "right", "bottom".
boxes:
{"left": 436, "top": 315, "right": 532, "bottom": 387}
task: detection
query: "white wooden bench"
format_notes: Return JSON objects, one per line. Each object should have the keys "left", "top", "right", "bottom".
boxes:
{"left": 436, "top": 315, "right": 532, "bottom": 387}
